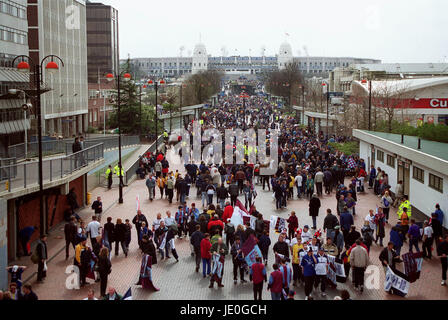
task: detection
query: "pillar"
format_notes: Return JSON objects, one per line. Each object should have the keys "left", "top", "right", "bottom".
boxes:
{"left": 0, "top": 198, "right": 8, "bottom": 290}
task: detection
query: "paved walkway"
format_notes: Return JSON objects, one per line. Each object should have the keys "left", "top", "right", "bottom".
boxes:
{"left": 10, "top": 147, "right": 448, "bottom": 300}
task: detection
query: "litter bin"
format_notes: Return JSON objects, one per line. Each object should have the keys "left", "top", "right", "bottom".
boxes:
{"left": 87, "top": 192, "right": 92, "bottom": 205}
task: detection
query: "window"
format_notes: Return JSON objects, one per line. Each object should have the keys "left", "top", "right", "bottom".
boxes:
{"left": 413, "top": 166, "right": 424, "bottom": 183}
{"left": 429, "top": 173, "right": 443, "bottom": 193}
{"left": 386, "top": 154, "right": 395, "bottom": 168}
{"left": 377, "top": 150, "right": 384, "bottom": 162}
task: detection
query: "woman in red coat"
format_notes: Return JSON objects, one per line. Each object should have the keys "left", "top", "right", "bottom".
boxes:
{"left": 200, "top": 234, "right": 212, "bottom": 278}
{"left": 287, "top": 211, "right": 299, "bottom": 240}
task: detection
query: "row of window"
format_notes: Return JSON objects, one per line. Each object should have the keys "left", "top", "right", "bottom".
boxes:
{"left": 0, "top": 25, "right": 27, "bottom": 45}
{"left": 0, "top": 0, "right": 27, "bottom": 19}
{"left": 138, "top": 62, "right": 193, "bottom": 68}
{"left": 413, "top": 166, "right": 443, "bottom": 193}
{"left": 377, "top": 149, "right": 443, "bottom": 193}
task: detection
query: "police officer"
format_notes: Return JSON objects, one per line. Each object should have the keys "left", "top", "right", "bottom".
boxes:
{"left": 105, "top": 165, "right": 113, "bottom": 189}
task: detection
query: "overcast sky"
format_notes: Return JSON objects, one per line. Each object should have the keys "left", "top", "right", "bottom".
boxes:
{"left": 101, "top": 0, "right": 448, "bottom": 63}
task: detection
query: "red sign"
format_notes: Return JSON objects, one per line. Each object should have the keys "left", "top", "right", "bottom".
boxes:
{"left": 349, "top": 97, "right": 448, "bottom": 109}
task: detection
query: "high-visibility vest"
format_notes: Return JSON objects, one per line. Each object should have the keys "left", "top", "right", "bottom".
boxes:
{"left": 163, "top": 132, "right": 168, "bottom": 138}
{"left": 397, "top": 200, "right": 412, "bottom": 218}
{"left": 105, "top": 168, "right": 112, "bottom": 178}
{"left": 114, "top": 165, "right": 124, "bottom": 177}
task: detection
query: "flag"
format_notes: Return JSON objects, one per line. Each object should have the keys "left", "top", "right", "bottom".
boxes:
{"left": 122, "top": 287, "right": 133, "bottom": 300}
{"left": 402, "top": 251, "right": 423, "bottom": 283}
{"left": 230, "top": 200, "right": 251, "bottom": 227}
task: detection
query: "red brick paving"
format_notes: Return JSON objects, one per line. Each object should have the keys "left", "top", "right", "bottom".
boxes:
{"left": 10, "top": 147, "right": 448, "bottom": 300}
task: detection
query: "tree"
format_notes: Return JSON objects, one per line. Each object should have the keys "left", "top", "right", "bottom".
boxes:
{"left": 265, "top": 62, "right": 304, "bottom": 107}
{"left": 182, "top": 71, "right": 223, "bottom": 106}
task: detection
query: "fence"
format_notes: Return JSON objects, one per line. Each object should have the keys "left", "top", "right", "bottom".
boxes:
{"left": 8, "top": 140, "right": 66, "bottom": 160}
{"left": 65, "top": 135, "right": 140, "bottom": 155}
{"left": 0, "top": 158, "right": 17, "bottom": 181}
{"left": 0, "top": 143, "right": 104, "bottom": 193}
{"left": 7, "top": 135, "right": 139, "bottom": 160}
{"left": 125, "top": 135, "right": 164, "bottom": 184}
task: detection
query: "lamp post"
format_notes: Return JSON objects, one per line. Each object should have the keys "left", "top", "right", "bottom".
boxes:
{"left": 322, "top": 81, "right": 330, "bottom": 138}
{"left": 361, "top": 79, "right": 372, "bottom": 131}
{"left": 13, "top": 54, "right": 64, "bottom": 237}
{"left": 9, "top": 89, "right": 32, "bottom": 160}
{"left": 147, "top": 79, "right": 165, "bottom": 151}
{"left": 106, "top": 71, "right": 132, "bottom": 204}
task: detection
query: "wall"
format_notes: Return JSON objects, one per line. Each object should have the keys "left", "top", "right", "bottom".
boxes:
{"left": 409, "top": 162, "right": 448, "bottom": 228}
{"left": 13, "top": 176, "right": 84, "bottom": 256}
{"left": 359, "top": 140, "right": 447, "bottom": 226}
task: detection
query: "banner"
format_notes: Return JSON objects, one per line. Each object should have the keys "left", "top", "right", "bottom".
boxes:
{"left": 245, "top": 245, "right": 263, "bottom": 268}
{"left": 384, "top": 266, "right": 410, "bottom": 297}
{"left": 402, "top": 251, "right": 423, "bottom": 283}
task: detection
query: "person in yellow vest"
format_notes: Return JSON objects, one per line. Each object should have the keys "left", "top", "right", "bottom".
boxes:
{"left": 397, "top": 195, "right": 412, "bottom": 219}
{"left": 114, "top": 163, "right": 124, "bottom": 177}
{"left": 105, "top": 165, "right": 113, "bottom": 189}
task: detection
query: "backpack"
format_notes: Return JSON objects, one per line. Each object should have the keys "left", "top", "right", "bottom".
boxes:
{"left": 30, "top": 249, "right": 39, "bottom": 264}
{"left": 225, "top": 223, "right": 235, "bottom": 235}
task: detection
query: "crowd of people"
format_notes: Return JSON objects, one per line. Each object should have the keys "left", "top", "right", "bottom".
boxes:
{"left": 3, "top": 94, "right": 447, "bottom": 301}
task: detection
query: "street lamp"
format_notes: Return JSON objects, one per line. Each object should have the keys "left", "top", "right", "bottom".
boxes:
{"left": 106, "top": 71, "right": 131, "bottom": 204}
{"left": 362, "top": 79, "right": 372, "bottom": 131}
{"left": 322, "top": 81, "right": 330, "bottom": 138}
{"left": 8, "top": 89, "right": 32, "bottom": 160}
{"left": 13, "top": 54, "right": 64, "bottom": 237}
{"left": 147, "top": 79, "right": 165, "bottom": 152}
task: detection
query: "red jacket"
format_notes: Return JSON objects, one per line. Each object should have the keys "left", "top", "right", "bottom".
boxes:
{"left": 207, "top": 219, "right": 224, "bottom": 231}
{"left": 251, "top": 263, "right": 266, "bottom": 285}
{"left": 287, "top": 215, "right": 298, "bottom": 230}
{"left": 222, "top": 206, "right": 234, "bottom": 222}
{"left": 269, "top": 270, "right": 283, "bottom": 293}
{"left": 200, "top": 238, "right": 212, "bottom": 259}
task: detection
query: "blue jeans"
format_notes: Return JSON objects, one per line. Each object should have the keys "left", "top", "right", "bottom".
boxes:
{"left": 297, "top": 186, "right": 302, "bottom": 198}
{"left": 271, "top": 292, "right": 282, "bottom": 300}
{"left": 202, "top": 258, "right": 211, "bottom": 276}
{"left": 180, "top": 193, "right": 186, "bottom": 204}
{"left": 219, "top": 198, "right": 225, "bottom": 209}
{"left": 201, "top": 192, "right": 207, "bottom": 207}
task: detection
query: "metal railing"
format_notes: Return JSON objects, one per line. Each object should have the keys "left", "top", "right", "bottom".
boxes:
{"left": 0, "top": 158, "right": 17, "bottom": 181}
{"left": 125, "top": 135, "right": 164, "bottom": 184}
{"left": 8, "top": 140, "right": 66, "bottom": 160}
{"left": 0, "top": 143, "right": 104, "bottom": 193}
{"left": 65, "top": 135, "right": 140, "bottom": 155}
{"left": 7, "top": 135, "right": 140, "bottom": 160}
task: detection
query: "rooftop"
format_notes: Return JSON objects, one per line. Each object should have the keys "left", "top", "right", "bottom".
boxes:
{"left": 362, "top": 130, "right": 448, "bottom": 162}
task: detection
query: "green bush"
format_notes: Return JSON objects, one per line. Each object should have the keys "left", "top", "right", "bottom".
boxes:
{"left": 375, "top": 121, "right": 448, "bottom": 143}
{"left": 328, "top": 141, "right": 359, "bottom": 155}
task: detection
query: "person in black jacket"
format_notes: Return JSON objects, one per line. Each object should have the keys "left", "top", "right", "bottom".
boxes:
{"left": 190, "top": 225, "right": 204, "bottom": 272}
{"left": 72, "top": 138, "right": 81, "bottom": 167}
{"left": 132, "top": 210, "right": 148, "bottom": 245}
{"left": 273, "top": 234, "right": 289, "bottom": 263}
{"left": 216, "top": 184, "right": 229, "bottom": 209}
{"left": 258, "top": 231, "right": 271, "bottom": 265}
{"left": 103, "top": 217, "right": 115, "bottom": 253}
{"left": 140, "top": 235, "right": 157, "bottom": 265}
{"left": 64, "top": 217, "right": 78, "bottom": 260}
{"left": 323, "top": 209, "right": 339, "bottom": 239}
{"left": 114, "top": 218, "right": 128, "bottom": 257}
{"left": 97, "top": 247, "right": 112, "bottom": 297}
{"left": 36, "top": 234, "right": 48, "bottom": 282}
{"left": 309, "top": 194, "right": 321, "bottom": 230}
{"left": 379, "top": 242, "right": 401, "bottom": 273}
{"left": 438, "top": 234, "right": 448, "bottom": 286}
{"left": 21, "top": 284, "right": 38, "bottom": 301}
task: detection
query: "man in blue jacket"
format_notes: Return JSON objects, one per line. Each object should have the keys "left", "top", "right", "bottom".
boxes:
{"left": 340, "top": 206, "right": 354, "bottom": 240}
